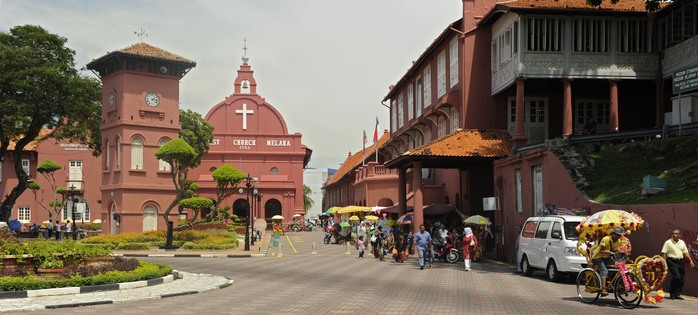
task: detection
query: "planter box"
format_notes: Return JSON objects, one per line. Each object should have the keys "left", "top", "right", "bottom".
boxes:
{"left": 83, "top": 256, "right": 115, "bottom": 267}
{"left": 1, "top": 255, "right": 36, "bottom": 276}
{"left": 36, "top": 268, "right": 67, "bottom": 280}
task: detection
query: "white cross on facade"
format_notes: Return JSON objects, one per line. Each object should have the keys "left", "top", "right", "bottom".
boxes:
{"left": 235, "top": 103, "right": 254, "bottom": 130}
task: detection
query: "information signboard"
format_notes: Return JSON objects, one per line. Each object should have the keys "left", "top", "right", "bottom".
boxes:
{"left": 673, "top": 65, "right": 698, "bottom": 94}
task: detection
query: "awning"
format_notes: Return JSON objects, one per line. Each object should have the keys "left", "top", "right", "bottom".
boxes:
{"left": 379, "top": 205, "right": 414, "bottom": 214}
{"left": 424, "top": 204, "right": 457, "bottom": 215}
{"left": 336, "top": 205, "right": 372, "bottom": 214}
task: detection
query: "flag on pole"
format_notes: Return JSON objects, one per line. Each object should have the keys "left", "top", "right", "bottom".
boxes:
{"left": 373, "top": 117, "right": 380, "bottom": 143}
{"left": 363, "top": 130, "right": 367, "bottom": 150}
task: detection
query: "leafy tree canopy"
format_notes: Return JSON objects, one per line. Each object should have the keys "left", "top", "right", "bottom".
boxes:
{"left": 179, "top": 197, "right": 214, "bottom": 211}
{"left": 0, "top": 25, "right": 102, "bottom": 221}
{"left": 179, "top": 109, "right": 214, "bottom": 168}
{"left": 37, "top": 160, "right": 62, "bottom": 173}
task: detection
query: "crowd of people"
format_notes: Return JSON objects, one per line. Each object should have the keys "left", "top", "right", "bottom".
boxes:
{"left": 322, "top": 214, "right": 489, "bottom": 272}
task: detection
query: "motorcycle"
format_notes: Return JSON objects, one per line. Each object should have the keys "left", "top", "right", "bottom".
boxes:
{"left": 435, "top": 238, "right": 459, "bottom": 263}
{"left": 324, "top": 231, "right": 332, "bottom": 244}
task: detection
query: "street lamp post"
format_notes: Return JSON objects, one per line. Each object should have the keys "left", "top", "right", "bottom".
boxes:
{"left": 251, "top": 188, "right": 258, "bottom": 246}
{"left": 244, "top": 174, "right": 252, "bottom": 251}
{"left": 69, "top": 185, "right": 77, "bottom": 240}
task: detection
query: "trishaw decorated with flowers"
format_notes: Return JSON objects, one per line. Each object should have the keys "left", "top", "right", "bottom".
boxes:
{"left": 575, "top": 210, "right": 667, "bottom": 309}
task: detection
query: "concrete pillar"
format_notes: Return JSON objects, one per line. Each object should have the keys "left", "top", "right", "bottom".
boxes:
{"left": 513, "top": 78, "right": 527, "bottom": 146}
{"left": 562, "top": 78, "right": 573, "bottom": 138}
{"left": 610, "top": 79, "right": 619, "bottom": 132}
{"left": 413, "top": 161, "right": 424, "bottom": 235}
{"left": 398, "top": 168, "right": 407, "bottom": 217}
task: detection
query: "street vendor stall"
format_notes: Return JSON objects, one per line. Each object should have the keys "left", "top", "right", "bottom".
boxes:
{"left": 575, "top": 209, "right": 667, "bottom": 308}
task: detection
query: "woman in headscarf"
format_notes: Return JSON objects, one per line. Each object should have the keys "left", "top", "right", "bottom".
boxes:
{"left": 462, "top": 227, "right": 479, "bottom": 271}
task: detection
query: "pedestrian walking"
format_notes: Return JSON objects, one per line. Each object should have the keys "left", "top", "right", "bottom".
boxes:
{"left": 54, "top": 220, "right": 62, "bottom": 240}
{"left": 357, "top": 235, "right": 365, "bottom": 258}
{"left": 47, "top": 219, "right": 54, "bottom": 239}
{"left": 462, "top": 227, "right": 479, "bottom": 271}
{"left": 413, "top": 224, "right": 432, "bottom": 270}
{"left": 662, "top": 229, "right": 696, "bottom": 300}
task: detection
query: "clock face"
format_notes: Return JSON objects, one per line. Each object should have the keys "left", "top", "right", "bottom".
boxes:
{"left": 145, "top": 92, "right": 160, "bottom": 107}
{"left": 108, "top": 91, "right": 115, "bottom": 107}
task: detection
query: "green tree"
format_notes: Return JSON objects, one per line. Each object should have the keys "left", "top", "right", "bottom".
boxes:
{"left": 303, "top": 184, "right": 314, "bottom": 214}
{"left": 179, "top": 197, "right": 214, "bottom": 223}
{"left": 155, "top": 110, "right": 213, "bottom": 227}
{"left": 210, "top": 164, "right": 246, "bottom": 221}
{"left": 154, "top": 138, "right": 197, "bottom": 224}
{"left": 0, "top": 25, "right": 102, "bottom": 221}
{"left": 179, "top": 109, "right": 214, "bottom": 167}
{"left": 27, "top": 160, "right": 66, "bottom": 220}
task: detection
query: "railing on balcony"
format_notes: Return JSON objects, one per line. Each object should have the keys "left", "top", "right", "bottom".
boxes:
{"left": 354, "top": 163, "right": 398, "bottom": 183}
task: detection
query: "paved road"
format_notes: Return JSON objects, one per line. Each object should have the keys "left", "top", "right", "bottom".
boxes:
{"left": 7, "top": 231, "right": 696, "bottom": 314}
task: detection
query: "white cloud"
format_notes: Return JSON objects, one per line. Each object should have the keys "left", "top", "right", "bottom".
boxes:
{"left": 1, "top": 0, "right": 462, "bottom": 168}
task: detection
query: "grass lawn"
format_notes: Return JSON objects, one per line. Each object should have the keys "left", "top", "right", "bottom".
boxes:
{"left": 578, "top": 135, "right": 698, "bottom": 204}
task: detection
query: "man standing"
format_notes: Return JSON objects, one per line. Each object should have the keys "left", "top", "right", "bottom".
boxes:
{"left": 47, "top": 219, "right": 53, "bottom": 239}
{"left": 662, "top": 229, "right": 696, "bottom": 300}
{"left": 413, "top": 224, "right": 432, "bottom": 270}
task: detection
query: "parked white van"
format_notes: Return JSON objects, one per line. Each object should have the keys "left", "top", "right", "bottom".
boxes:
{"left": 517, "top": 215, "right": 586, "bottom": 282}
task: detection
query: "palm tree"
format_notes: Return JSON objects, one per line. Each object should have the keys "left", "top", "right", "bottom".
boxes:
{"left": 303, "top": 185, "right": 314, "bottom": 214}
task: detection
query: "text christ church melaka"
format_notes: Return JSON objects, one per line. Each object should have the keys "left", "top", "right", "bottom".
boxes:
{"left": 190, "top": 52, "right": 312, "bottom": 223}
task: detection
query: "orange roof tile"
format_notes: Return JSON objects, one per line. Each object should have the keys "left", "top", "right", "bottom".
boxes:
{"left": 326, "top": 132, "right": 391, "bottom": 186}
{"left": 117, "top": 42, "right": 195, "bottom": 64}
{"left": 6, "top": 129, "right": 54, "bottom": 151}
{"left": 405, "top": 129, "right": 512, "bottom": 158}
{"left": 498, "top": 0, "right": 650, "bottom": 12}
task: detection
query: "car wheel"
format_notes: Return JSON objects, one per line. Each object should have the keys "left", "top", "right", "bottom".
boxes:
{"left": 547, "top": 260, "right": 560, "bottom": 282}
{"left": 521, "top": 256, "right": 533, "bottom": 276}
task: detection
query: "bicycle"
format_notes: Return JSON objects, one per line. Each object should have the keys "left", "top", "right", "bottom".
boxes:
{"left": 576, "top": 252, "right": 643, "bottom": 309}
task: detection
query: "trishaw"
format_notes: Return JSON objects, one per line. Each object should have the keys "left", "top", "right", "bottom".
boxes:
{"left": 575, "top": 210, "right": 667, "bottom": 309}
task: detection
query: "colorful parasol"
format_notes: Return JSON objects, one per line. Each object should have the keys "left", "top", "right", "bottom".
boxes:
{"left": 364, "top": 215, "right": 379, "bottom": 221}
{"left": 337, "top": 205, "right": 372, "bottom": 214}
{"left": 396, "top": 213, "right": 414, "bottom": 225}
{"left": 349, "top": 215, "right": 360, "bottom": 221}
{"left": 325, "top": 206, "right": 341, "bottom": 215}
{"left": 463, "top": 215, "right": 492, "bottom": 225}
{"left": 576, "top": 209, "right": 645, "bottom": 243}
{"left": 271, "top": 215, "right": 284, "bottom": 220}
{"left": 339, "top": 221, "right": 351, "bottom": 228}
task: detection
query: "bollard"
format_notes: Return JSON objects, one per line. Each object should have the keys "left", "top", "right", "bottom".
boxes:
{"left": 311, "top": 241, "right": 317, "bottom": 255}
{"left": 344, "top": 241, "right": 351, "bottom": 255}
{"left": 278, "top": 243, "right": 284, "bottom": 257}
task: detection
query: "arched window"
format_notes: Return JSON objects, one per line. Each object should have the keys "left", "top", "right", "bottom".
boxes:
{"left": 116, "top": 136, "right": 121, "bottom": 170}
{"left": 270, "top": 167, "right": 279, "bottom": 174}
{"left": 450, "top": 107, "right": 459, "bottom": 132}
{"left": 104, "top": 139, "right": 110, "bottom": 170}
{"left": 142, "top": 205, "right": 158, "bottom": 231}
{"left": 158, "top": 139, "right": 171, "bottom": 171}
{"left": 131, "top": 137, "right": 143, "bottom": 170}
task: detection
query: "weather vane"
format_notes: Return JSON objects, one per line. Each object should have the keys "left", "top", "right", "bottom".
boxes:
{"left": 242, "top": 38, "right": 250, "bottom": 63}
{"left": 134, "top": 28, "right": 148, "bottom": 42}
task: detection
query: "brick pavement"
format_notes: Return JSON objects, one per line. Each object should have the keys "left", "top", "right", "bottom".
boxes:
{"left": 3, "top": 230, "right": 696, "bottom": 314}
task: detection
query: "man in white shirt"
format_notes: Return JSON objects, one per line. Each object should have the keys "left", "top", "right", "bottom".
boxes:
{"left": 662, "top": 229, "right": 696, "bottom": 300}
{"left": 66, "top": 220, "right": 72, "bottom": 233}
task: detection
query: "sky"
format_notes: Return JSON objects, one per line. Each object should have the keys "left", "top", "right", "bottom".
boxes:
{"left": 0, "top": 0, "right": 463, "bottom": 170}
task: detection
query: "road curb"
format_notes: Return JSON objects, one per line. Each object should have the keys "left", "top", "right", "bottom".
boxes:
{"left": 112, "top": 253, "right": 265, "bottom": 258}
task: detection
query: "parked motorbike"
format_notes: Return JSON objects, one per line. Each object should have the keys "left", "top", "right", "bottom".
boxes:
{"left": 324, "top": 231, "right": 332, "bottom": 244}
{"left": 436, "top": 238, "right": 459, "bottom": 263}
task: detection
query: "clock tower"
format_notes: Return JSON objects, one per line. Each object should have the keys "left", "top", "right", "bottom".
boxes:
{"left": 87, "top": 42, "right": 196, "bottom": 234}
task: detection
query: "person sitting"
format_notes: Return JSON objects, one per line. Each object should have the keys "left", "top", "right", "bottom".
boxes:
{"left": 592, "top": 226, "right": 625, "bottom": 296}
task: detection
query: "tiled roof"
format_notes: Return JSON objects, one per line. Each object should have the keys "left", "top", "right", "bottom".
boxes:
{"left": 326, "top": 132, "right": 391, "bottom": 186}
{"left": 498, "top": 0, "right": 650, "bottom": 12}
{"left": 7, "top": 129, "right": 54, "bottom": 151}
{"left": 116, "top": 42, "right": 195, "bottom": 65}
{"left": 404, "top": 129, "right": 512, "bottom": 158}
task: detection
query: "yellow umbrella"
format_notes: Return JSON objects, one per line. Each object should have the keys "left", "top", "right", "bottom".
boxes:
{"left": 337, "top": 205, "right": 372, "bottom": 214}
{"left": 365, "top": 215, "right": 379, "bottom": 221}
{"left": 349, "top": 215, "right": 360, "bottom": 221}
{"left": 325, "top": 206, "right": 341, "bottom": 214}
